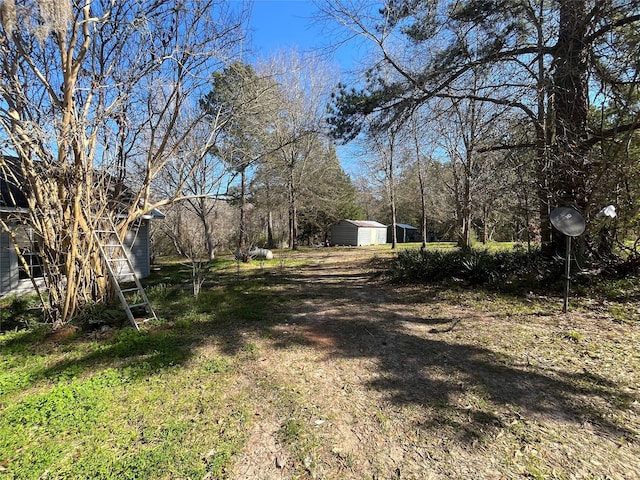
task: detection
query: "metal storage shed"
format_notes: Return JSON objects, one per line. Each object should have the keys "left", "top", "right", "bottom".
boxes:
{"left": 331, "top": 220, "right": 388, "bottom": 246}
{"left": 388, "top": 223, "right": 420, "bottom": 243}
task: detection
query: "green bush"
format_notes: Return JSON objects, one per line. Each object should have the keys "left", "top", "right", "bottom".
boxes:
{"left": 145, "top": 282, "right": 182, "bottom": 302}
{"left": 71, "top": 302, "right": 125, "bottom": 328}
{"left": 0, "top": 295, "right": 44, "bottom": 331}
{"left": 390, "top": 246, "right": 544, "bottom": 290}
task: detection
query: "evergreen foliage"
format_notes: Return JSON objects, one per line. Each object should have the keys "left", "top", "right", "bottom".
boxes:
{"left": 389, "top": 246, "right": 548, "bottom": 290}
{"left": 327, "top": 0, "right": 640, "bottom": 259}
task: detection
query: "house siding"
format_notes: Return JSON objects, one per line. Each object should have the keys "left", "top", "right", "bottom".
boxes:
{"left": 124, "top": 220, "right": 150, "bottom": 278}
{"left": 1, "top": 219, "right": 153, "bottom": 296}
{"left": 0, "top": 229, "right": 18, "bottom": 294}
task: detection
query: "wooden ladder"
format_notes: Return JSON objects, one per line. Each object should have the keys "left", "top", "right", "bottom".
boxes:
{"left": 92, "top": 216, "right": 157, "bottom": 330}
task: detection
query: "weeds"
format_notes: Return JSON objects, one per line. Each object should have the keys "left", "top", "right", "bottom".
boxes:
{"left": 0, "top": 295, "right": 43, "bottom": 331}
{"left": 71, "top": 302, "right": 125, "bottom": 328}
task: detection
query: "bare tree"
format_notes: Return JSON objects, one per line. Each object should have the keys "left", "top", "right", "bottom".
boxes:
{"left": 407, "top": 111, "right": 435, "bottom": 248}
{"left": 324, "top": 0, "right": 640, "bottom": 256}
{"left": 433, "top": 75, "right": 509, "bottom": 248}
{"left": 361, "top": 123, "right": 401, "bottom": 248}
{"left": 155, "top": 113, "right": 233, "bottom": 261}
{"left": 259, "top": 51, "right": 336, "bottom": 250}
{"left": 158, "top": 199, "right": 234, "bottom": 296}
{"left": 0, "top": 0, "right": 249, "bottom": 327}
{"left": 201, "top": 62, "right": 280, "bottom": 253}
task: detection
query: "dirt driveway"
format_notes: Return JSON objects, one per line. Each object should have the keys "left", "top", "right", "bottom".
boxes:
{"left": 226, "top": 248, "right": 639, "bottom": 479}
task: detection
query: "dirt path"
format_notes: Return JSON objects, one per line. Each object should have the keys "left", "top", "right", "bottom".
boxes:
{"left": 229, "top": 249, "right": 640, "bottom": 479}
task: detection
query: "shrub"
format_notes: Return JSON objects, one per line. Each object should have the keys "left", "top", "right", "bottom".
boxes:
{"left": 71, "top": 302, "right": 125, "bottom": 328}
{"left": 390, "top": 246, "right": 544, "bottom": 290}
{"left": 0, "top": 295, "right": 44, "bottom": 331}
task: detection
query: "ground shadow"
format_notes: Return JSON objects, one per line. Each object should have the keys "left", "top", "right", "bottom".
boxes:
{"left": 256, "top": 260, "right": 639, "bottom": 444}
{"left": 2, "top": 252, "right": 637, "bottom": 446}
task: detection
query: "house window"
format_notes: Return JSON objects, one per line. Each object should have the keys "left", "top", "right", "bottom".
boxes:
{"left": 13, "top": 226, "right": 44, "bottom": 279}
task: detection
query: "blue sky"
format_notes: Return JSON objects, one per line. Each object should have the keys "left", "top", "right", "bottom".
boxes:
{"left": 246, "top": 1, "right": 367, "bottom": 176}
{"left": 246, "top": 0, "right": 362, "bottom": 71}
{"left": 248, "top": 1, "right": 320, "bottom": 54}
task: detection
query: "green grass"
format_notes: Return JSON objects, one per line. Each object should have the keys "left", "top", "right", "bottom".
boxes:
{"left": 0, "top": 248, "right": 326, "bottom": 479}
{"left": 0, "top": 316, "right": 253, "bottom": 479}
{"left": 0, "top": 255, "right": 292, "bottom": 479}
{"left": 0, "top": 250, "right": 316, "bottom": 479}
{"left": 1, "top": 245, "right": 639, "bottom": 478}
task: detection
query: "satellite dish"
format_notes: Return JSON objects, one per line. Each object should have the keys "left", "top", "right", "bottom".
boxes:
{"left": 550, "top": 207, "right": 586, "bottom": 237}
{"left": 596, "top": 205, "right": 617, "bottom": 218}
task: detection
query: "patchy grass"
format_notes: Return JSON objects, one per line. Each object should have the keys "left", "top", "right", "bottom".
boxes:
{"left": 1, "top": 244, "right": 639, "bottom": 479}
{"left": 0, "top": 329, "right": 247, "bottom": 479}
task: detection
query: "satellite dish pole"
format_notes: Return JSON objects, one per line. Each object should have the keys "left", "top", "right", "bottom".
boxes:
{"left": 549, "top": 207, "right": 586, "bottom": 313}
{"left": 562, "top": 234, "right": 572, "bottom": 313}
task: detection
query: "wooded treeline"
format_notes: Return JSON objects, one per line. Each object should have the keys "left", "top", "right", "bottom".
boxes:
{"left": 324, "top": 0, "right": 640, "bottom": 257}
{"left": 153, "top": 53, "right": 363, "bottom": 261}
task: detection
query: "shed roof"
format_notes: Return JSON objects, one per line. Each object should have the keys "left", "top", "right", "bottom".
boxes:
{"left": 395, "top": 223, "right": 418, "bottom": 230}
{"left": 347, "top": 220, "right": 386, "bottom": 228}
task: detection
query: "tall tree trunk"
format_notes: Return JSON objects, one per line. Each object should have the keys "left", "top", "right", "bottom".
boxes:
{"left": 418, "top": 165, "right": 428, "bottom": 248}
{"left": 388, "top": 143, "right": 398, "bottom": 249}
{"left": 239, "top": 167, "right": 247, "bottom": 251}
{"left": 203, "top": 216, "right": 216, "bottom": 261}
{"left": 481, "top": 204, "right": 488, "bottom": 244}
{"left": 531, "top": 0, "right": 554, "bottom": 256}
{"left": 411, "top": 116, "right": 429, "bottom": 248}
{"left": 552, "top": 0, "right": 589, "bottom": 209}
{"left": 389, "top": 184, "right": 398, "bottom": 249}
{"left": 288, "top": 167, "right": 298, "bottom": 250}
{"left": 549, "top": 0, "right": 590, "bottom": 256}
{"left": 267, "top": 210, "right": 275, "bottom": 249}
{"left": 457, "top": 168, "right": 473, "bottom": 249}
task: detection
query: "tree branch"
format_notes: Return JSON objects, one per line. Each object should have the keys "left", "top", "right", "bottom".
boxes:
{"left": 583, "top": 114, "right": 640, "bottom": 148}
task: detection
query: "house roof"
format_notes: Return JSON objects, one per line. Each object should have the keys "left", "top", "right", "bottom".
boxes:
{"left": 0, "top": 155, "right": 29, "bottom": 208}
{"left": 0, "top": 154, "right": 164, "bottom": 219}
{"left": 142, "top": 209, "right": 165, "bottom": 220}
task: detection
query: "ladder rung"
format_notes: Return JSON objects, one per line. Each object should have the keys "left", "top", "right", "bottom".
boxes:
{"left": 129, "top": 303, "right": 149, "bottom": 309}
{"left": 90, "top": 217, "right": 156, "bottom": 329}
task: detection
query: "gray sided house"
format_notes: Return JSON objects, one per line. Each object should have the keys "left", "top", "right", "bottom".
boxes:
{"left": 0, "top": 155, "right": 162, "bottom": 297}
{"left": 331, "top": 220, "right": 388, "bottom": 246}
{"left": 0, "top": 228, "right": 18, "bottom": 294}
{"left": 388, "top": 223, "right": 420, "bottom": 243}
